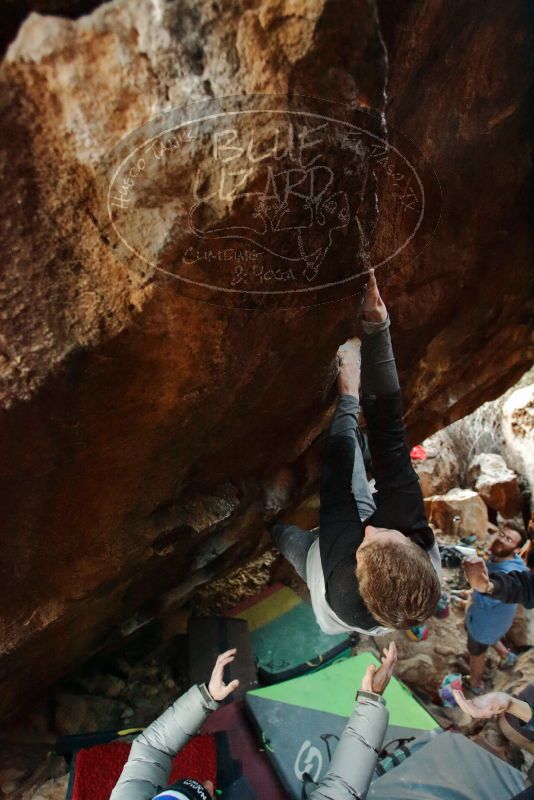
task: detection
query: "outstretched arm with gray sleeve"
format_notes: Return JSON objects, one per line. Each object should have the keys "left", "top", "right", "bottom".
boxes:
{"left": 109, "top": 649, "right": 239, "bottom": 800}
{"left": 309, "top": 695, "right": 388, "bottom": 800}
{"left": 308, "top": 643, "right": 397, "bottom": 800}
{"left": 109, "top": 683, "right": 219, "bottom": 800}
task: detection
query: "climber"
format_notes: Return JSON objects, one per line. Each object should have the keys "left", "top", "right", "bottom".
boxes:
{"left": 463, "top": 521, "right": 528, "bottom": 692}
{"left": 268, "top": 270, "right": 441, "bottom": 636}
{"left": 109, "top": 642, "right": 399, "bottom": 800}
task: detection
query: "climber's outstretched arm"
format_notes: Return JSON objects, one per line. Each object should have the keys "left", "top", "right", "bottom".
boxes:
{"left": 308, "top": 644, "right": 397, "bottom": 799}
{"left": 109, "top": 684, "right": 218, "bottom": 800}
{"left": 359, "top": 272, "right": 436, "bottom": 558}
{"left": 109, "top": 650, "right": 238, "bottom": 800}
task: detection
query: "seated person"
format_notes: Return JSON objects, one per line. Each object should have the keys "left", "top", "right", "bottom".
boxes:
{"left": 269, "top": 270, "right": 441, "bottom": 635}
{"left": 110, "top": 643, "right": 399, "bottom": 800}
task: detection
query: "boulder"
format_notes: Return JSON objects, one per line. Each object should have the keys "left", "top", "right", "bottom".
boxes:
{"left": 503, "top": 383, "right": 534, "bottom": 495}
{"left": 53, "top": 692, "right": 127, "bottom": 736}
{"left": 392, "top": 653, "right": 436, "bottom": 689}
{"left": 506, "top": 605, "right": 534, "bottom": 649}
{"left": 424, "top": 488, "right": 489, "bottom": 541}
{"left": 27, "top": 775, "right": 69, "bottom": 800}
{"left": 468, "top": 453, "right": 522, "bottom": 517}
{"left": 412, "top": 431, "right": 460, "bottom": 498}
{"left": 0, "top": 0, "right": 531, "bottom": 722}
{"left": 493, "top": 648, "right": 534, "bottom": 698}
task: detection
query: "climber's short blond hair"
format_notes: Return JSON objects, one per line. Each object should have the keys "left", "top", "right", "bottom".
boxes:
{"left": 356, "top": 539, "right": 441, "bottom": 629}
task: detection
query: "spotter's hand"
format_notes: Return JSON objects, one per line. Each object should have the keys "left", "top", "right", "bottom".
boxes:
{"left": 208, "top": 649, "right": 240, "bottom": 702}
{"left": 361, "top": 641, "right": 397, "bottom": 695}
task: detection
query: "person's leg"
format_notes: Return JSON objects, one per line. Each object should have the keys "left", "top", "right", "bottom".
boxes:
{"left": 494, "top": 639, "right": 518, "bottom": 669}
{"left": 334, "top": 341, "right": 376, "bottom": 521}
{"left": 269, "top": 522, "right": 318, "bottom": 581}
{"left": 469, "top": 652, "right": 486, "bottom": 688}
{"left": 467, "top": 633, "right": 488, "bottom": 688}
{"left": 350, "top": 435, "right": 376, "bottom": 520}
{"left": 493, "top": 640, "right": 509, "bottom": 658}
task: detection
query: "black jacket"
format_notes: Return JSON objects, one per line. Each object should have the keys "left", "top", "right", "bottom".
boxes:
{"left": 491, "top": 570, "right": 534, "bottom": 608}
{"left": 321, "top": 391, "right": 435, "bottom": 628}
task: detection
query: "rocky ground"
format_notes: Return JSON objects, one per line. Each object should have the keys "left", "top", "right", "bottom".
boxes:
{"left": 0, "top": 551, "right": 277, "bottom": 799}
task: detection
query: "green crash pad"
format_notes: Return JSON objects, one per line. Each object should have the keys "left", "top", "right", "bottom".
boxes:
{"left": 246, "top": 651, "right": 440, "bottom": 799}
{"left": 229, "top": 583, "right": 354, "bottom": 683}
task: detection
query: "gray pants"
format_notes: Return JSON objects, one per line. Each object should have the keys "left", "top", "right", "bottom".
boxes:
{"left": 271, "top": 317, "right": 399, "bottom": 580}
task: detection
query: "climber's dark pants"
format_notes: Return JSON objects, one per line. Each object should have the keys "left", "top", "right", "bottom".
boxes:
{"left": 271, "top": 317, "right": 399, "bottom": 579}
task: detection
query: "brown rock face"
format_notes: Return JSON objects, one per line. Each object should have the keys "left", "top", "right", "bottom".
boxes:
{"left": 467, "top": 452, "right": 522, "bottom": 518}
{"left": 425, "top": 488, "right": 489, "bottom": 541}
{"left": 0, "top": 0, "right": 531, "bottom": 720}
{"left": 411, "top": 431, "right": 461, "bottom": 498}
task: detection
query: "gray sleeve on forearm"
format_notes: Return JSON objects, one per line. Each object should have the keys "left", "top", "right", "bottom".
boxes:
{"left": 138, "top": 683, "right": 218, "bottom": 754}
{"left": 329, "top": 394, "right": 361, "bottom": 437}
{"left": 360, "top": 315, "right": 400, "bottom": 399}
{"left": 309, "top": 698, "right": 389, "bottom": 800}
{"left": 361, "top": 316, "right": 390, "bottom": 336}
{"left": 109, "top": 684, "right": 219, "bottom": 800}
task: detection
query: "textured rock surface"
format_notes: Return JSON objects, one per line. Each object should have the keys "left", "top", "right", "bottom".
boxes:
{"left": 415, "top": 368, "right": 534, "bottom": 497}
{"left": 468, "top": 452, "right": 522, "bottom": 517}
{"left": 425, "top": 488, "right": 489, "bottom": 541}
{"left": 507, "top": 605, "right": 534, "bottom": 649}
{"left": 494, "top": 650, "right": 534, "bottom": 694}
{"left": 0, "top": 0, "right": 532, "bottom": 721}
{"left": 411, "top": 430, "right": 461, "bottom": 498}
{"left": 503, "top": 384, "right": 534, "bottom": 494}
{"left": 26, "top": 775, "right": 69, "bottom": 800}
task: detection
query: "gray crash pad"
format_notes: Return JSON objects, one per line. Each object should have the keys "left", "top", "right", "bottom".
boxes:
{"left": 368, "top": 731, "right": 525, "bottom": 800}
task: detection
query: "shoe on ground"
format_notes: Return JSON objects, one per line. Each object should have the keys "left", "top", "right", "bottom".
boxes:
{"left": 500, "top": 651, "right": 518, "bottom": 670}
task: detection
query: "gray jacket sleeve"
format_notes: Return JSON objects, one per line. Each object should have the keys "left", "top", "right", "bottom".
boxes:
{"left": 309, "top": 695, "right": 388, "bottom": 800}
{"left": 109, "top": 684, "right": 219, "bottom": 800}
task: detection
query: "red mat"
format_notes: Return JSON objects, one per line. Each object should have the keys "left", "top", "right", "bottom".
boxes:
{"left": 68, "top": 734, "right": 217, "bottom": 800}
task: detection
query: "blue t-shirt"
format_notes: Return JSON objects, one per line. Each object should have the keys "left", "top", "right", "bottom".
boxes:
{"left": 466, "top": 555, "right": 528, "bottom": 645}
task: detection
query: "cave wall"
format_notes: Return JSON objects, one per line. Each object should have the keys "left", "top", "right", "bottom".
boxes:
{"left": 0, "top": 0, "right": 531, "bottom": 720}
